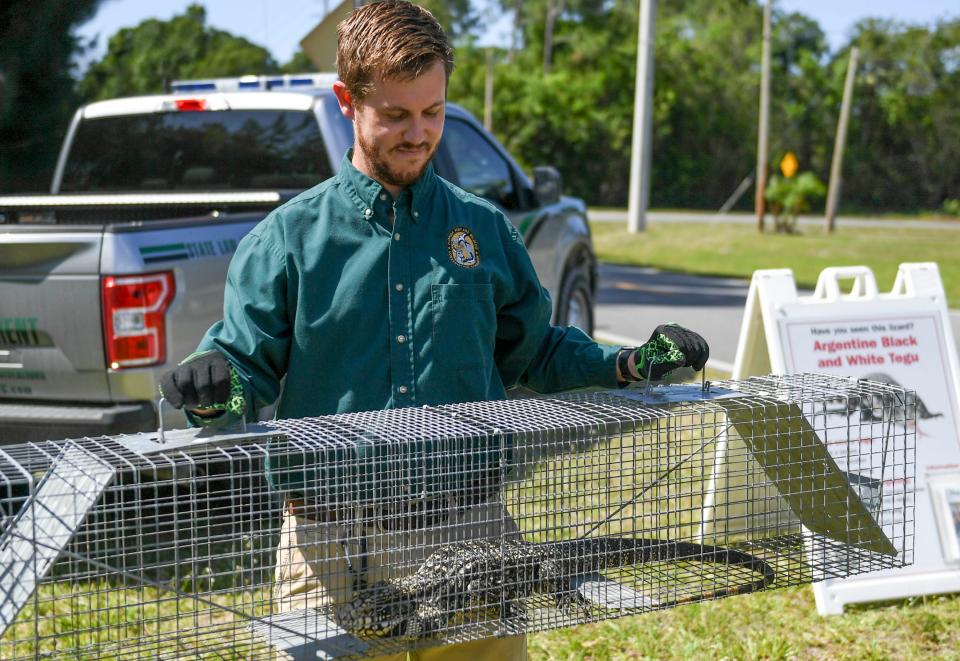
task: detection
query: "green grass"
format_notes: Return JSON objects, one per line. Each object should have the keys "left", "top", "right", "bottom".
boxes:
{"left": 13, "top": 575, "right": 960, "bottom": 660}
{"left": 589, "top": 222, "right": 960, "bottom": 307}
{"left": 2, "top": 582, "right": 274, "bottom": 660}
{"left": 587, "top": 208, "right": 960, "bottom": 221}
{"left": 529, "top": 588, "right": 960, "bottom": 660}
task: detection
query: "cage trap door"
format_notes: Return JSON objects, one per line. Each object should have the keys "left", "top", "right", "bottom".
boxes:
{"left": 0, "top": 442, "right": 115, "bottom": 635}
{"left": 695, "top": 406, "right": 800, "bottom": 546}
{"left": 694, "top": 396, "right": 895, "bottom": 555}
{"left": 715, "top": 398, "right": 895, "bottom": 556}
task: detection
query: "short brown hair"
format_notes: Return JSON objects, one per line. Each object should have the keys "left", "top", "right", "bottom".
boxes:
{"left": 337, "top": 1, "right": 454, "bottom": 100}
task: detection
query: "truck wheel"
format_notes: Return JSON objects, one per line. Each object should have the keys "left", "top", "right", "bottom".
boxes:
{"left": 556, "top": 265, "right": 594, "bottom": 335}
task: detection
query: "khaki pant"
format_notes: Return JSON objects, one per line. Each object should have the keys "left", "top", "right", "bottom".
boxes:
{"left": 273, "top": 498, "right": 528, "bottom": 661}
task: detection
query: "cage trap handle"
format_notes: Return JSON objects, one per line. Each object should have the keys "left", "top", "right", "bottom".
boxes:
{"left": 156, "top": 396, "right": 246, "bottom": 445}
{"left": 642, "top": 361, "right": 710, "bottom": 396}
{"left": 157, "top": 397, "right": 167, "bottom": 444}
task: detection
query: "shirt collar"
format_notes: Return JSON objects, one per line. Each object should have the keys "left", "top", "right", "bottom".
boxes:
{"left": 338, "top": 148, "right": 436, "bottom": 223}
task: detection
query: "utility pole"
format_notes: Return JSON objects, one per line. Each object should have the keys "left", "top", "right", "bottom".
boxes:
{"left": 754, "top": 0, "right": 772, "bottom": 232}
{"left": 825, "top": 46, "right": 859, "bottom": 233}
{"left": 627, "top": 0, "right": 655, "bottom": 234}
{"left": 484, "top": 48, "right": 494, "bottom": 132}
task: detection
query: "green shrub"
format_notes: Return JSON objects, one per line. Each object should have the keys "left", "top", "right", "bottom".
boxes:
{"left": 942, "top": 198, "right": 960, "bottom": 217}
{"left": 764, "top": 172, "right": 826, "bottom": 233}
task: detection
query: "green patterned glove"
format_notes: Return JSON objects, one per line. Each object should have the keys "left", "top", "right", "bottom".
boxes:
{"left": 159, "top": 350, "right": 246, "bottom": 416}
{"left": 632, "top": 324, "right": 709, "bottom": 381}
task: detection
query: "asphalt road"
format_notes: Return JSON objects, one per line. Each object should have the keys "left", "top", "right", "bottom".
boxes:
{"left": 591, "top": 263, "right": 960, "bottom": 373}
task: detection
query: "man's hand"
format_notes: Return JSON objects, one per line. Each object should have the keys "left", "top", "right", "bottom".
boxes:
{"left": 159, "top": 350, "right": 232, "bottom": 410}
{"left": 631, "top": 324, "right": 709, "bottom": 381}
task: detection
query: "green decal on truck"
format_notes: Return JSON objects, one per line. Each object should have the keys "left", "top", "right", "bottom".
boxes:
{"left": 0, "top": 369, "right": 46, "bottom": 381}
{"left": 140, "top": 239, "right": 239, "bottom": 264}
{"left": 140, "top": 243, "right": 190, "bottom": 263}
{"left": 0, "top": 318, "right": 47, "bottom": 347}
{"left": 0, "top": 384, "right": 32, "bottom": 395}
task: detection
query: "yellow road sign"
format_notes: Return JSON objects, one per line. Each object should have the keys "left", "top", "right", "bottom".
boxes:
{"left": 780, "top": 151, "right": 799, "bottom": 178}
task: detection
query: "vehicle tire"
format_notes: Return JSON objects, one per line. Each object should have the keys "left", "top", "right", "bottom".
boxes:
{"left": 556, "top": 264, "right": 594, "bottom": 335}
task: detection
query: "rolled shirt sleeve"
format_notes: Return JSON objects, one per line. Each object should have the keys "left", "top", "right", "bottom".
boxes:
{"left": 192, "top": 224, "right": 291, "bottom": 425}
{"left": 493, "top": 224, "right": 620, "bottom": 393}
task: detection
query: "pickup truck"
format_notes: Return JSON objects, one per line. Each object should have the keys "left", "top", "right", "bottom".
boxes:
{"left": 0, "top": 73, "right": 599, "bottom": 443}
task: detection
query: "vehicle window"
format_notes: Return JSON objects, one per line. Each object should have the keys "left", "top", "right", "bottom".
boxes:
{"left": 60, "top": 110, "right": 332, "bottom": 192}
{"left": 443, "top": 119, "right": 518, "bottom": 210}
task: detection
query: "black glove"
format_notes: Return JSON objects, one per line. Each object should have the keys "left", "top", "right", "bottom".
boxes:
{"left": 159, "top": 350, "right": 232, "bottom": 410}
{"left": 631, "top": 323, "right": 709, "bottom": 381}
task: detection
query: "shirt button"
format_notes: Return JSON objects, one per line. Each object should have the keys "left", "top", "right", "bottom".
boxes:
{"left": 398, "top": 385, "right": 408, "bottom": 394}
{"left": 393, "top": 233, "right": 401, "bottom": 241}
{"left": 397, "top": 334, "right": 406, "bottom": 344}
{"left": 379, "top": 193, "right": 388, "bottom": 201}
{"left": 395, "top": 283, "right": 404, "bottom": 292}
{"left": 413, "top": 211, "right": 420, "bottom": 218}
{"left": 364, "top": 208, "right": 373, "bottom": 218}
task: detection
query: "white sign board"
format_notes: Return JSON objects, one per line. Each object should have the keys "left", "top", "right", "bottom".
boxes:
{"left": 732, "top": 263, "right": 960, "bottom": 614}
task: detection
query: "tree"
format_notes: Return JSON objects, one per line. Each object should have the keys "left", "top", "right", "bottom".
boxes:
{"left": 452, "top": 0, "right": 639, "bottom": 205}
{"left": 839, "top": 18, "right": 960, "bottom": 212}
{"left": 418, "top": 0, "right": 482, "bottom": 43}
{"left": 78, "top": 4, "right": 278, "bottom": 102}
{"left": 279, "top": 51, "right": 315, "bottom": 74}
{"left": 769, "top": 11, "right": 832, "bottom": 185}
{"left": 648, "top": 0, "right": 765, "bottom": 209}
{"left": 466, "top": 0, "right": 960, "bottom": 214}
{"left": 0, "top": 0, "right": 102, "bottom": 191}
{"left": 495, "top": 0, "right": 611, "bottom": 70}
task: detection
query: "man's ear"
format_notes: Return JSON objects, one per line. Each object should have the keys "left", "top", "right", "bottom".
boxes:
{"left": 332, "top": 81, "right": 356, "bottom": 120}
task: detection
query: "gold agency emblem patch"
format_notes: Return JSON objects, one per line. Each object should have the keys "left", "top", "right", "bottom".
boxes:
{"left": 446, "top": 227, "right": 480, "bottom": 268}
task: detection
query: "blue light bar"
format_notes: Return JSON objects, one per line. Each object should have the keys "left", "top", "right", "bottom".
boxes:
{"left": 169, "top": 73, "right": 338, "bottom": 94}
{"left": 170, "top": 82, "right": 217, "bottom": 92}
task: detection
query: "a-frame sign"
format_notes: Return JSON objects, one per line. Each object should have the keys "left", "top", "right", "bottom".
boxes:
{"left": 731, "top": 263, "right": 960, "bottom": 614}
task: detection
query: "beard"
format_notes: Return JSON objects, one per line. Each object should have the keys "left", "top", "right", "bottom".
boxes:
{"left": 356, "top": 129, "right": 437, "bottom": 189}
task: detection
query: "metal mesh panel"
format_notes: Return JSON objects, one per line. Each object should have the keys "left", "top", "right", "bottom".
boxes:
{"left": 0, "top": 374, "right": 914, "bottom": 659}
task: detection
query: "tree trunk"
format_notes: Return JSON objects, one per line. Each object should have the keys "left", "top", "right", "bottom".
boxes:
{"left": 543, "top": 0, "right": 565, "bottom": 75}
{"left": 508, "top": 0, "right": 524, "bottom": 61}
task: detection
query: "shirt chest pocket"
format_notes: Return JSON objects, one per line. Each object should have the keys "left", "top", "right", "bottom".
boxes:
{"left": 431, "top": 284, "right": 496, "bottom": 370}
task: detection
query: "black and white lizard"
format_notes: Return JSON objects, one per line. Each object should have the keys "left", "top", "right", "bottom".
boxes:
{"left": 830, "top": 372, "right": 942, "bottom": 423}
{"left": 333, "top": 537, "right": 776, "bottom": 639}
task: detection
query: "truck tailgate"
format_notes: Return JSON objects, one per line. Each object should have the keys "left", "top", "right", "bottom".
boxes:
{"left": 0, "top": 227, "right": 110, "bottom": 402}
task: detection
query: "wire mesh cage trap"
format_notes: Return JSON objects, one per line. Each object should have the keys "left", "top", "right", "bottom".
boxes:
{"left": 0, "top": 373, "right": 914, "bottom": 659}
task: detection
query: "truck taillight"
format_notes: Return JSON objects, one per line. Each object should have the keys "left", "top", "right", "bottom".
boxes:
{"left": 101, "top": 272, "right": 176, "bottom": 369}
{"left": 174, "top": 98, "right": 207, "bottom": 111}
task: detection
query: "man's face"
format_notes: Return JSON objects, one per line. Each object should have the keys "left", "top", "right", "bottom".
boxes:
{"left": 334, "top": 61, "right": 446, "bottom": 194}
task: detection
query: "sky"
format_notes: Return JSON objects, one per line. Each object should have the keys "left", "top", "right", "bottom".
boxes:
{"left": 75, "top": 0, "right": 960, "bottom": 69}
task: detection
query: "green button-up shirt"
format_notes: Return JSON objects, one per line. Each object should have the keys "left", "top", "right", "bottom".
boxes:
{"left": 198, "top": 151, "right": 619, "bottom": 421}
{"left": 196, "top": 151, "right": 620, "bottom": 497}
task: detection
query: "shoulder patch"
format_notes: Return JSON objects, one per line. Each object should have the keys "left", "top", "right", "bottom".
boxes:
{"left": 447, "top": 226, "right": 480, "bottom": 269}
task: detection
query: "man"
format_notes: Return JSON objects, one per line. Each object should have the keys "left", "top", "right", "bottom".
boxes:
{"left": 160, "top": 2, "right": 708, "bottom": 659}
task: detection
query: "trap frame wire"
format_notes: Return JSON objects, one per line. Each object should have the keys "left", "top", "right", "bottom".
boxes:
{"left": 0, "top": 373, "right": 914, "bottom": 659}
